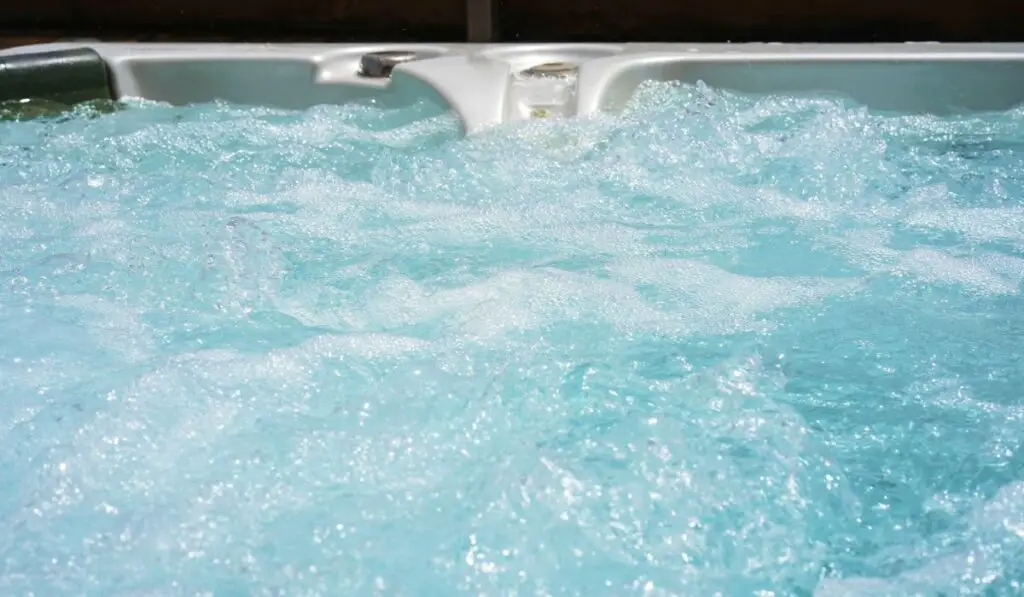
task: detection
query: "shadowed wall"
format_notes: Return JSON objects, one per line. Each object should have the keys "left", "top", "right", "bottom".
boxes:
{"left": 1, "top": 0, "right": 1023, "bottom": 43}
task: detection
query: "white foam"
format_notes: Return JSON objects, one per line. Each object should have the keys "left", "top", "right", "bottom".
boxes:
{"left": 896, "top": 248, "right": 1023, "bottom": 295}
{"left": 608, "top": 257, "right": 860, "bottom": 332}
{"left": 906, "top": 207, "right": 1024, "bottom": 244}
{"left": 830, "top": 229, "right": 1024, "bottom": 295}
{"left": 170, "top": 332, "right": 431, "bottom": 384}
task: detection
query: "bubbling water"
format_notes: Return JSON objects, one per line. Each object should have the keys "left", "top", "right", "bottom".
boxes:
{"left": 1, "top": 84, "right": 1024, "bottom": 595}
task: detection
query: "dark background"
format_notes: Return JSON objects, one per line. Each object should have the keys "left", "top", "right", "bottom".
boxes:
{"left": 1, "top": 0, "right": 1022, "bottom": 46}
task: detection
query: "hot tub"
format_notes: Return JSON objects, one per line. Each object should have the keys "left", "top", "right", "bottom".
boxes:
{"left": 3, "top": 41, "right": 1024, "bottom": 597}
{"left": 4, "top": 42, "right": 1024, "bottom": 131}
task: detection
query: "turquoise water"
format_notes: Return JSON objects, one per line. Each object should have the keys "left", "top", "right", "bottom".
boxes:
{"left": 2, "top": 83, "right": 1024, "bottom": 596}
